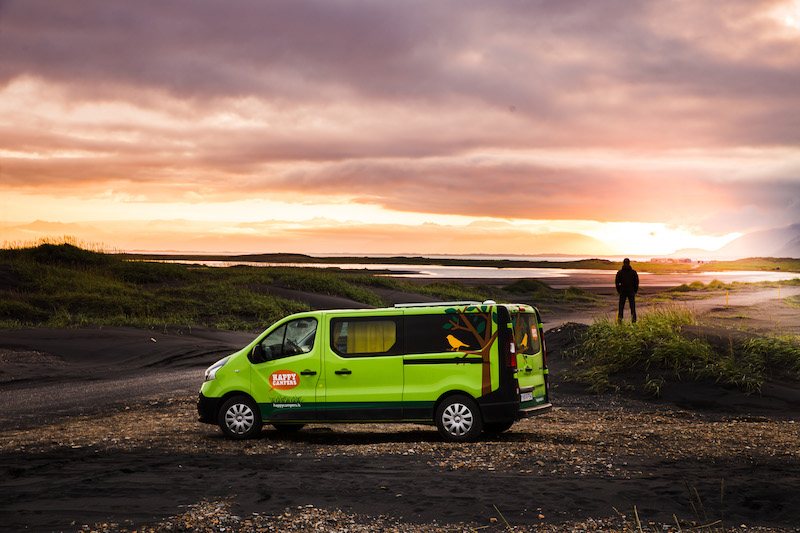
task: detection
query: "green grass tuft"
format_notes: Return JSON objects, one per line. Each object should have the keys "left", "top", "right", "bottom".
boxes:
{"left": 564, "top": 306, "right": 800, "bottom": 396}
{"left": 505, "top": 279, "right": 601, "bottom": 303}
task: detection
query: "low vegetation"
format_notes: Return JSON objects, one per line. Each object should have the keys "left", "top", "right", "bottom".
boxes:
{"left": 0, "top": 244, "right": 306, "bottom": 330}
{"left": 0, "top": 244, "right": 492, "bottom": 331}
{"left": 653, "top": 278, "right": 800, "bottom": 302}
{"left": 694, "top": 257, "right": 800, "bottom": 273}
{"left": 564, "top": 307, "right": 800, "bottom": 395}
{"left": 343, "top": 273, "right": 492, "bottom": 303}
{"left": 504, "top": 279, "right": 602, "bottom": 302}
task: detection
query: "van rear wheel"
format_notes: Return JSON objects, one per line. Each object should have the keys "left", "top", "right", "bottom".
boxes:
{"left": 219, "top": 396, "right": 262, "bottom": 439}
{"left": 435, "top": 395, "right": 483, "bottom": 442}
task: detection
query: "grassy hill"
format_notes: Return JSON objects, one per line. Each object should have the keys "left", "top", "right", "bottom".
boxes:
{"left": 0, "top": 244, "right": 501, "bottom": 331}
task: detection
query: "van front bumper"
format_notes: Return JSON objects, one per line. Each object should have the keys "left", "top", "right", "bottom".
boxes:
{"left": 197, "top": 393, "right": 221, "bottom": 425}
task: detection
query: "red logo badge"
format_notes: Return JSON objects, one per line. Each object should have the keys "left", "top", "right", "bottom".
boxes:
{"left": 270, "top": 370, "right": 299, "bottom": 390}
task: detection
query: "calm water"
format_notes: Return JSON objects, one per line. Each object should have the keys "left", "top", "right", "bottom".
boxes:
{"left": 157, "top": 260, "right": 798, "bottom": 288}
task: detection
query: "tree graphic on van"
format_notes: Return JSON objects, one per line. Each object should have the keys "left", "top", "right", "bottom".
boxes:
{"left": 443, "top": 305, "right": 498, "bottom": 396}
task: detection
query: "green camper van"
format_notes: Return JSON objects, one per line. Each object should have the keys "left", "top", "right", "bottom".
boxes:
{"left": 198, "top": 301, "right": 551, "bottom": 442}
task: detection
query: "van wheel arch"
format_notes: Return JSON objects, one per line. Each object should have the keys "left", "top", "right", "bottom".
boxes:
{"left": 214, "top": 391, "right": 255, "bottom": 420}
{"left": 435, "top": 390, "right": 476, "bottom": 407}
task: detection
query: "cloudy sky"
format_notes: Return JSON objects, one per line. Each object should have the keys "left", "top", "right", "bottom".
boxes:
{"left": 1, "top": 0, "right": 799, "bottom": 256}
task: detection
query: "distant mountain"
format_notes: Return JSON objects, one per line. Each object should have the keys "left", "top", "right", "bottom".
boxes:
{"left": 776, "top": 234, "right": 800, "bottom": 258}
{"left": 671, "top": 223, "right": 800, "bottom": 260}
{"left": 1, "top": 221, "right": 92, "bottom": 246}
{"left": 668, "top": 248, "right": 716, "bottom": 260}
{"left": 19, "top": 220, "right": 88, "bottom": 233}
{"left": 716, "top": 223, "right": 800, "bottom": 259}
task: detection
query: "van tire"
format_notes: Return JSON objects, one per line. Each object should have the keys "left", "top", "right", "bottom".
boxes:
{"left": 219, "top": 396, "right": 262, "bottom": 439}
{"left": 435, "top": 395, "right": 483, "bottom": 442}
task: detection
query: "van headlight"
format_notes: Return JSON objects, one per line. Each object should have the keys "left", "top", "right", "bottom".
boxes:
{"left": 204, "top": 356, "right": 230, "bottom": 382}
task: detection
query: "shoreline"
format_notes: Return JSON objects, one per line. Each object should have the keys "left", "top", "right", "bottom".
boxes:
{"left": 118, "top": 252, "right": 800, "bottom": 276}
{"left": 119, "top": 255, "right": 800, "bottom": 290}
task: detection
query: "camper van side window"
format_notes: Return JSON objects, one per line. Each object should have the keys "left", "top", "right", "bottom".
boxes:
{"left": 405, "top": 313, "right": 490, "bottom": 354}
{"left": 330, "top": 317, "right": 402, "bottom": 357}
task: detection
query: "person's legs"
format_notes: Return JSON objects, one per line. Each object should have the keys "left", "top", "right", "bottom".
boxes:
{"left": 618, "top": 293, "right": 626, "bottom": 322}
{"left": 629, "top": 294, "right": 637, "bottom": 323}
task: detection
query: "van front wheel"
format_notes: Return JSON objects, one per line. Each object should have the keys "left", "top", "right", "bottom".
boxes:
{"left": 435, "top": 395, "right": 483, "bottom": 442}
{"left": 219, "top": 396, "right": 262, "bottom": 439}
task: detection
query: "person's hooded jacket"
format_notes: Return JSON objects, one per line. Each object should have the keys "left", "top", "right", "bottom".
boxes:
{"left": 615, "top": 261, "right": 639, "bottom": 295}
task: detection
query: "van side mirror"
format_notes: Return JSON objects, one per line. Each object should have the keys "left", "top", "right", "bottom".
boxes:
{"left": 250, "top": 343, "right": 269, "bottom": 364}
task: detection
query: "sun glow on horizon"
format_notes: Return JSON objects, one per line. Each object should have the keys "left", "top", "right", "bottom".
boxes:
{"left": 582, "top": 223, "right": 741, "bottom": 257}
{"left": 771, "top": 0, "right": 800, "bottom": 29}
{"left": 0, "top": 186, "right": 742, "bottom": 257}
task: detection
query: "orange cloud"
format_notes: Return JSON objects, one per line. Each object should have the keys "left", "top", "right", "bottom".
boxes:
{"left": 1, "top": 0, "right": 798, "bottom": 254}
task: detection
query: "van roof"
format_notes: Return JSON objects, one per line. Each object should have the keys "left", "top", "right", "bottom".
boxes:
{"left": 288, "top": 301, "right": 539, "bottom": 319}
{"left": 393, "top": 300, "right": 495, "bottom": 308}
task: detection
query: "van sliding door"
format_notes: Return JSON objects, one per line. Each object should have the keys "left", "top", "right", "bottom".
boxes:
{"left": 324, "top": 315, "right": 404, "bottom": 420}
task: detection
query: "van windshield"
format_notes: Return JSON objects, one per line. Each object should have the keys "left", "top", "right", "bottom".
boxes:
{"left": 510, "top": 312, "right": 541, "bottom": 355}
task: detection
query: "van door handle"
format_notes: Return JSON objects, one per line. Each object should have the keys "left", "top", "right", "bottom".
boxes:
{"left": 335, "top": 369, "right": 352, "bottom": 375}
{"left": 300, "top": 370, "right": 317, "bottom": 376}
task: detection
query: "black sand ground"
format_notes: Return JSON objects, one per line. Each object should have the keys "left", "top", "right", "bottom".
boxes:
{"left": 1, "top": 288, "right": 799, "bottom": 532}
{"left": 3, "top": 441, "right": 797, "bottom": 531}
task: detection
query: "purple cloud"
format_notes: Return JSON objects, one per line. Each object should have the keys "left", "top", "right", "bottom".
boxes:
{"left": 1, "top": 0, "right": 798, "bottom": 235}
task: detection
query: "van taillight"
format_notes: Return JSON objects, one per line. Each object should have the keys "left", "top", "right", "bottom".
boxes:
{"left": 505, "top": 342, "right": 517, "bottom": 369}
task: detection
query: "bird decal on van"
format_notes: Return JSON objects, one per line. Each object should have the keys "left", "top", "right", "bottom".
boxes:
{"left": 446, "top": 334, "right": 470, "bottom": 351}
{"left": 519, "top": 332, "right": 528, "bottom": 351}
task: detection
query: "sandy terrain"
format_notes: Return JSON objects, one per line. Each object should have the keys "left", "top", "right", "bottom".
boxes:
{"left": 0, "top": 285, "right": 799, "bottom": 532}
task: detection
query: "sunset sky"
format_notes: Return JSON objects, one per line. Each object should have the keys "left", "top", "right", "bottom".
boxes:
{"left": 1, "top": 1, "right": 799, "bottom": 256}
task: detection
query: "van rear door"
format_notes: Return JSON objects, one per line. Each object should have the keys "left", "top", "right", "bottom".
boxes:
{"left": 510, "top": 307, "right": 549, "bottom": 409}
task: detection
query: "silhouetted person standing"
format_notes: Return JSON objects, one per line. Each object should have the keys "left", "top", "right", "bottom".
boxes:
{"left": 615, "top": 258, "right": 639, "bottom": 323}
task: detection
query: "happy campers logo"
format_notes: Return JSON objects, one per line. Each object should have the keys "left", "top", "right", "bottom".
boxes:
{"left": 269, "top": 370, "right": 299, "bottom": 390}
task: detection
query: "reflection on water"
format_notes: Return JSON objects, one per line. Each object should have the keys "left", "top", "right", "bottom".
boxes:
{"left": 154, "top": 260, "right": 799, "bottom": 288}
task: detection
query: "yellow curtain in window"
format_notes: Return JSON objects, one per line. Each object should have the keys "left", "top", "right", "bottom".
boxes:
{"left": 347, "top": 321, "right": 396, "bottom": 353}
